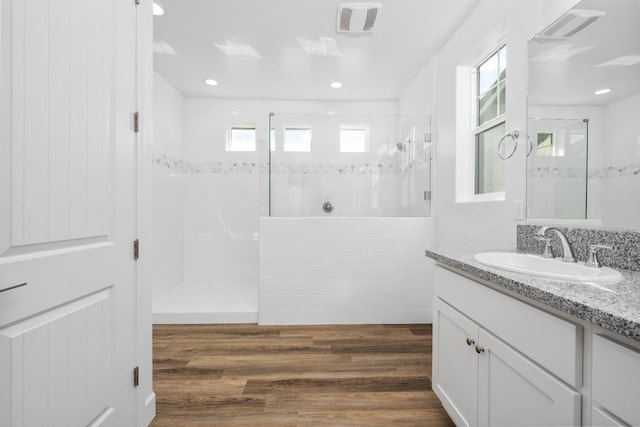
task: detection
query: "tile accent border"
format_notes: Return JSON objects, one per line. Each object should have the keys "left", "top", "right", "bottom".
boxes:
{"left": 152, "top": 153, "right": 429, "bottom": 176}
{"left": 526, "top": 162, "right": 640, "bottom": 180}
{"left": 517, "top": 224, "right": 640, "bottom": 272}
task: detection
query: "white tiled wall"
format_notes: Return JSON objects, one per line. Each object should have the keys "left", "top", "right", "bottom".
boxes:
{"left": 601, "top": 93, "right": 640, "bottom": 229}
{"left": 259, "top": 217, "right": 435, "bottom": 324}
{"left": 152, "top": 72, "right": 184, "bottom": 299}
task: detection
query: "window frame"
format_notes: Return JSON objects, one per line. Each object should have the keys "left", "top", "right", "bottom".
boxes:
{"left": 226, "top": 123, "right": 257, "bottom": 152}
{"left": 339, "top": 124, "right": 369, "bottom": 153}
{"left": 283, "top": 126, "right": 312, "bottom": 152}
{"left": 470, "top": 44, "right": 507, "bottom": 200}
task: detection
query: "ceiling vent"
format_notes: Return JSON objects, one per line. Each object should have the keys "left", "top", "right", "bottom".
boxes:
{"left": 535, "top": 9, "right": 605, "bottom": 42}
{"left": 337, "top": 3, "right": 381, "bottom": 34}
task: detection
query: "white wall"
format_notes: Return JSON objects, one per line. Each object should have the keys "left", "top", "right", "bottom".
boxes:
{"left": 601, "top": 93, "right": 640, "bottom": 229}
{"left": 151, "top": 72, "right": 184, "bottom": 299}
{"left": 401, "top": 0, "right": 581, "bottom": 252}
{"left": 259, "top": 217, "right": 434, "bottom": 324}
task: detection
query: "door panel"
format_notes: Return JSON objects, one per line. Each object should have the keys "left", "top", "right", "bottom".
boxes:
{"left": 7, "top": 0, "right": 114, "bottom": 248}
{"left": 478, "top": 329, "right": 581, "bottom": 427}
{"left": 433, "top": 297, "right": 479, "bottom": 427}
{"left": 0, "top": 0, "right": 138, "bottom": 425}
{"left": 0, "top": 290, "right": 112, "bottom": 426}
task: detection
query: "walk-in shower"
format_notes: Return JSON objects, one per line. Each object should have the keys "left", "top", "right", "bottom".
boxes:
{"left": 150, "top": 89, "right": 435, "bottom": 324}
{"left": 260, "top": 112, "right": 433, "bottom": 325}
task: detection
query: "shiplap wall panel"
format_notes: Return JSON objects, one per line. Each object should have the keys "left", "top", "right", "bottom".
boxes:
{"left": 86, "top": 0, "right": 106, "bottom": 237}
{"left": 0, "top": 290, "right": 113, "bottom": 427}
{"left": 23, "top": 0, "right": 50, "bottom": 245}
{"left": 8, "top": 0, "right": 113, "bottom": 246}
{"left": 86, "top": 301, "right": 105, "bottom": 421}
{"left": 68, "top": 0, "right": 90, "bottom": 241}
{"left": 68, "top": 308, "right": 89, "bottom": 426}
{"left": 48, "top": 316, "right": 70, "bottom": 426}
{"left": 10, "top": 0, "right": 26, "bottom": 247}
{"left": 48, "top": 0, "right": 72, "bottom": 243}
{"left": 23, "top": 326, "right": 49, "bottom": 426}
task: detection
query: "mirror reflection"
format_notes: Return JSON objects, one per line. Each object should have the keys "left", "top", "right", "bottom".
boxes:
{"left": 527, "top": 0, "right": 640, "bottom": 229}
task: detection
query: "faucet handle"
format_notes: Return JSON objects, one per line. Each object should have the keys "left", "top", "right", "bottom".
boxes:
{"left": 535, "top": 236, "right": 554, "bottom": 259}
{"left": 585, "top": 244, "right": 613, "bottom": 268}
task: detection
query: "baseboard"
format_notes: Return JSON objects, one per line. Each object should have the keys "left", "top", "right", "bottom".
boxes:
{"left": 140, "top": 392, "right": 156, "bottom": 426}
{"left": 152, "top": 311, "right": 259, "bottom": 324}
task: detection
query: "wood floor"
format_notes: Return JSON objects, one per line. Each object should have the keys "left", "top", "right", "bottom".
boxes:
{"left": 151, "top": 324, "right": 454, "bottom": 426}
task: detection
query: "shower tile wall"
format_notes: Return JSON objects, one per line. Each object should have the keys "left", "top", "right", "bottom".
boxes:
{"left": 259, "top": 217, "right": 435, "bottom": 324}
{"left": 152, "top": 73, "right": 184, "bottom": 300}
{"left": 599, "top": 93, "right": 640, "bottom": 228}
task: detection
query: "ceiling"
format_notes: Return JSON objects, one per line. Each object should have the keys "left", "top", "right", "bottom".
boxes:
{"left": 152, "top": 0, "right": 477, "bottom": 101}
{"left": 528, "top": 0, "right": 640, "bottom": 107}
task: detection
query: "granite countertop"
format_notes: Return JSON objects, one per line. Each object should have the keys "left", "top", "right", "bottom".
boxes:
{"left": 425, "top": 249, "right": 640, "bottom": 343}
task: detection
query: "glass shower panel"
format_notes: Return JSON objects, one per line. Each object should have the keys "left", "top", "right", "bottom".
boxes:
{"left": 268, "top": 113, "right": 431, "bottom": 217}
{"left": 526, "top": 118, "right": 588, "bottom": 219}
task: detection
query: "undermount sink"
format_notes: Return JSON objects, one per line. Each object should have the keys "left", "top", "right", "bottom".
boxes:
{"left": 473, "top": 252, "right": 624, "bottom": 284}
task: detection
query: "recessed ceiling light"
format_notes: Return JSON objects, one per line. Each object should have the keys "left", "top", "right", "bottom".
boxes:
{"left": 152, "top": 2, "right": 164, "bottom": 16}
{"left": 331, "top": 82, "right": 343, "bottom": 89}
{"left": 204, "top": 79, "right": 219, "bottom": 86}
{"left": 594, "top": 88, "right": 611, "bottom": 95}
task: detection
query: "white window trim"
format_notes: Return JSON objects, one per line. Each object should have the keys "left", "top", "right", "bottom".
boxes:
{"left": 339, "top": 124, "right": 369, "bottom": 153}
{"left": 283, "top": 125, "right": 312, "bottom": 152}
{"left": 226, "top": 123, "right": 256, "bottom": 152}
{"left": 455, "top": 36, "right": 507, "bottom": 204}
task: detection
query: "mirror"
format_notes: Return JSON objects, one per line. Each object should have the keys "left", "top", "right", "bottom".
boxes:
{"left": 526, "top": 0, "right": 640, "bottom": 229}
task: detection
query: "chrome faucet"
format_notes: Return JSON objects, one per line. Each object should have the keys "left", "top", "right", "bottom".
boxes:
{"left": 535, "top": 227, "right": 576, "bottom": 263}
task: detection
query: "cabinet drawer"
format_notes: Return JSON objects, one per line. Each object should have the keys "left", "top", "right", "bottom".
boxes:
{"left": 592, "top": 334, "right": 640, "bottom": 426}
{"left": 434, "top": 265, "right": 582, "bottom": 387}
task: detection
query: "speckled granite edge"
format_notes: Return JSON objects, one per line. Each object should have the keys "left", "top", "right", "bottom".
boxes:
{"left": 517, "top": 225, "right": 640, "bottom": 272}
{"left": 425, "top": 249, "right": 640, "bottom": 343}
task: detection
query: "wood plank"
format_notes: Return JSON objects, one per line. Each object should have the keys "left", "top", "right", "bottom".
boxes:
{"left": 243, "top": 376, "right": 432, "bottom": 394}
{"left": 150, "top": 324, "right": 452, "bottom": 426}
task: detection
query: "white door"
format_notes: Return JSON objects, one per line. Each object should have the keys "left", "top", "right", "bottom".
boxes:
{"left": 433, "top": 297, "right": 479, "bottom": 427}
{"left": 0, "top": 0, "right": 139, "bottom": 426}
{"left": 477, "top": 329, "right": 581, "bottom": 427}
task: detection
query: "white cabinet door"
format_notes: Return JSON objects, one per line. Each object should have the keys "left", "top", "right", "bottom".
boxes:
{"left": 433, "top": 297, "right": 479, "bottom": 427}
{"left": 592, "top": 334, "right": 640, "bottom": 426}
{"left": 0, "top": 0, "right": 139, "bottom": 426}
{"left": 477, "top": 329, "right": 581, "bottom": 427}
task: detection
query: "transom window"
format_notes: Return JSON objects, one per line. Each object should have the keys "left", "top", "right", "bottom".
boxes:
{"left": 226, "top": 125, "right": 256, "bottom": 152}
{"left": 283, "top": 127, "right": 312, "bottom": 152}
{"left": 339, "top": 125, "right": 368, "bottom": 153}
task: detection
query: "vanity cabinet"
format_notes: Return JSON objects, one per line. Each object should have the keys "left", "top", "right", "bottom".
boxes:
{"left": 591, "top": 334, "right": 640, "bottom": 426}
{"left": 433, "top": 266, "right": 582, "bottom": 426}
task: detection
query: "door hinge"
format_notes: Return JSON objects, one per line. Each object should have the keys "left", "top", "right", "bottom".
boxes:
{"left": 134, "top": 111, "right": 140, "bottom": 132}
{"left": 133, "top": 366, "right": 140, "bottom": 387}
{"left": 133, "top": 239, "right": 140, "bottom": 260}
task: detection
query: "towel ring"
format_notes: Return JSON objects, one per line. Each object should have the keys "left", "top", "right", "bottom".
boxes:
{"left": 497, "top": 130, "right": 520, "bottom": 160}
{"left": 526, "top": 135, "right": 533, "bottom": 157}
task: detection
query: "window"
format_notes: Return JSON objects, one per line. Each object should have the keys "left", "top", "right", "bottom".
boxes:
{"left": 226, "top": 125, "right": 256, "bottom": 151}
{"left": 536, "top": 132, "right": 554, "bottom": 156}
{"left": 283, "top": 127, "right": 311, "bottom": 152}
{"left": 340, "top": 125, "right": 368, "bottom": 153}
{"left": 270, "top": 127, "right": 276, "bottom": 151}
{"left": 473, "top": 45, "right": 506, "bottom": 195}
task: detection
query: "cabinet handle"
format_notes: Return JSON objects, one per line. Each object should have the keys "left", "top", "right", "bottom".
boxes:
{"left": 475, "top": 345, "right": 485, "bottom": 354}
{"left": 0, "top": 282, "right": 27, "bottom": 294}
{"left": 466, "top": 337, "right": 475, "bottom": 346}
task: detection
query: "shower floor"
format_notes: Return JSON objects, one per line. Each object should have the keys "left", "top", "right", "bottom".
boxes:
{"left": 152, "top": 281, "right": 259, "bottom": 324}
